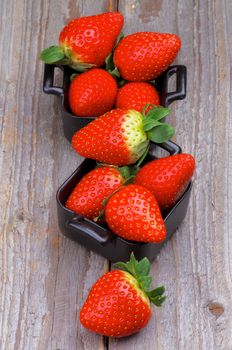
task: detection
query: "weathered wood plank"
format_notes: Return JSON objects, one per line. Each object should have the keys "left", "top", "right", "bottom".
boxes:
{"left": 1, "top": 0, "right": 232, "bottom": 349}
{"left": 109, "top": 1, "right": 232, "bottom": 349}
{"left": 0, "top": 1, "right": 116, "bottom": 349}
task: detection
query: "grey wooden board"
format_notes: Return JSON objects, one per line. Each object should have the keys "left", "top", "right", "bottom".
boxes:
{"left": 0, "top": 0, "right": 232, "bottom": 349}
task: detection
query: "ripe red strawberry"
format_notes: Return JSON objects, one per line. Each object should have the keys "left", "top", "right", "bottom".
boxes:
{"left": 80, "top": 253, "right": 166, "bottom": 337}
{"left": 40, "top": 12, "right": 124, "bottom": 70}
{"left": 116, "top": 82, "right": 160, "bottom": 113}
{"left": 135, "top": 154, "right": 195, "bottom": 210}
{"left": 72, "top": 106, "right": 174, "bottom": 166}
{"left": 113, "top": 32, "right": 181, "bottom": 81}
{"left": 66, "top": 166, "right": 124, "bottom": 220}
{"left": 69, "top": 69, "right": 117, "bottom": 117}
{"left": 105, "top": 184, "right": 166, "bottom": 243}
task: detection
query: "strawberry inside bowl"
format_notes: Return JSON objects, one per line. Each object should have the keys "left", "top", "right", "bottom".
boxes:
{"left": 56, "top": 140, "right": 192, "bottom": 262}
{"left": 43, "top": 64, "right": 186, "bottom": 142}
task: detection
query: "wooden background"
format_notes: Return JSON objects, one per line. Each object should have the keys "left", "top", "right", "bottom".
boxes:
{"left": 0, "top": 0, "right": 232, "bottom": 349}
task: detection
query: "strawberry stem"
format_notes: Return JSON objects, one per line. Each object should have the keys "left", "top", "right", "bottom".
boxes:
{"left": 115, "top": 253, "right": 166, "bottom": 307}
{"left": 136, "top": 146, "right": 149, "bottom": 167}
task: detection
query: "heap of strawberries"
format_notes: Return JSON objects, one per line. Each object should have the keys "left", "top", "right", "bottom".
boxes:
{"left": 41, "top": 12, "right": 195, "bottom": 338}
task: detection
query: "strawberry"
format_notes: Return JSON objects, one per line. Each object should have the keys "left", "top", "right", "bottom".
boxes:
{"left": 71, "top": 106, "right": 174, "bottom": 166}
{"left": 80, "top": 253, "right": 166, "bottom": 337}
{"left": 116, "top": 82, "right": 160, "bottom": 113}
{"left": 105, "top": 184, "right": 166, "bottom": 243}
{"left": 69, "top": 69, "right": 117, "bottom": 117}
{"left": 113, "top": 32, "right": 181, "bottom": 81}
{"left": 135, "top": 154, "right": 195, "bottom": 210}
{"left": 40, "top": 12, "right": 124, "bottom": 70}
{"left": 66, "top": 166, "right": 125, "bottom": 220}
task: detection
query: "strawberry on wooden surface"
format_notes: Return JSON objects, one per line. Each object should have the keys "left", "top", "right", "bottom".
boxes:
{"left": 135, "top": 154, "right": 195, "bottom": 210}
{"left": 40, "top": 12, "right": 124, "bottom": 70}
{"left": 105, "top": 184, "right": 166, "bottom": 243}
{"left": 116, "top": 82, "right": 160, "bottom": 113}
{"left": 113, "top": 32, "right": 181, "bottom": 81}
{"left": 65, "top": 166, "right": 125, "bottom": 220}
{"left": 69, "top": 69, "right": 117, "bottom": 117}
{"left": 80, "top": 253, "right": 166, "bottom": 337}
{"left": 72, "top": 106, "right": 175, "bottom": 166}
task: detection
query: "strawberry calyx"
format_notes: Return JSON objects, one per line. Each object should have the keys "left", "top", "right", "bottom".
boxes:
{"left": 40, "top": 45, "right": 95, "bottom": 71}
{"left": 40, "top": 45, "right": 67, "bottom": 64}
{"left": 93, "top": 165, "right": 134, "bottom": 222}
{"left": 142, "top": 105, "right": 175, "bottom": 143}
{"left": 123, "top": 105, "right": 174, "bottom": 171}
{"left": 95, "top": 164, "right": 131, "bottom": 180}
{"left": 115, "top": 253, "right": 166, "bottom": 307}
{"left": 105, "top": 32, "right": 127, "bottom": 86}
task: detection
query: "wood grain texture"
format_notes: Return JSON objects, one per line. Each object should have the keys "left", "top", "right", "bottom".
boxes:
{"left": 109, "top": 1, "right": 232, "bottom": 349}
{"left": 0, "top": 0, "right": 232, "bottom": 349}
{"left": 0, "top": 1, "right": 115, "bottom": 349}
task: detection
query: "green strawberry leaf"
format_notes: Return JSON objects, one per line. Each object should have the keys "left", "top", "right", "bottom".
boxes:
{"left": 135, "top": 257, "right": 150, "bottom": 276}
{"left": 143, "top": 120, "right": 161, "bottom": 132}
{"left": 115, "top": 252, "right": 138, "bottom": 277}
{"left": 115, "top": 253, "right": 151, "bottom": 280}
{"left": 149, "top": 79, "right": 157, "bottom": 86}
{"left": 40, "top": 46, "right": 65, "bottom": 64}
{"left": 115, "top": 32, "right": 124, "bottom": 46}
{"left": 129, "top": 165, "right": 140, "bottom": 176}
{"left": 105, "top": 52, "right": 114, "bottom": 71}
{"left": 150, "top": 295, "right": 166, "bottom": 307}
{"left": 146, "top": 106, "right": 171, "bottom": 120}
{"left": 114, "top": 262, "right": 129, "bottom": 271}
{"left": 142, "top": 103, "right": 155, "bottom": 116}
{"left": 122, "top": 175, "right": 135, "bottom": 186}
{"left": 70, "top": 61, "right": 95, "bottom": 72}
{"left": 147, "top": 286, "right": 166, "bottom": 306}
{"left": 115, "top": 253, "right": 166, "bottom": 307}
{"left": 125, "top": 252, "right": 138, "bottom": 277}
{"left": 105, "top": 53, "right": 121, "bottom": 79}
{"left": 118, "top": 166, "right": 131, "bottom": 179}
{"left": 147, "top": 123, "right": 175, "bottom": 143}
{"left": 116, "top": 254, "right": 151, "bottom": 280}
{"left": 105, "top": 32, "right": 124, "bottom": 81}
{"left": 147, "top": 285, "right": 165, "bottom": 297}
{"left": 136, "top": 146, "right": 149, "bottom": 167}
{"left": 137, "top": 276, "right": 152, "bottom": 292}
{"left": 142, "top": 106, "right": 172, "bottom": 132}
{"left": 93, "top": 209, "right": 105, "bottom": 222}
{"left": 110, "top": 67, "right": 121, "bottom": 78}
{"left": 70, "top": 73, "right": 79, "bottom": 81}
{"left": 118, "top": 79, "right": 127, "bottom": 87}
{"left": 143, "top": 106, "right": 171, "bottom": 125}
{"left": 95, "top": 162, "right": 117, "bottom": 168}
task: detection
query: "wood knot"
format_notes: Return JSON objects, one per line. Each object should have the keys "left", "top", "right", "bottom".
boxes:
{"left": 208, "top": 302, "right": 224, "bottom": 318}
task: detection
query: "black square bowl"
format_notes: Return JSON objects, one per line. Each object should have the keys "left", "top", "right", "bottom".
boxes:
{"left": 56, "top": 140, "right": 192, "bottom": 262}
{"left": 43, "top": 64, "right": 187, "bottom": 142}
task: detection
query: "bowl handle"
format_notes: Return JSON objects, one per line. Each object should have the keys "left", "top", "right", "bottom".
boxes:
{"left": 149, "top": 140, "right": 182, "bottom": 157}
{"left": 43, "top": 64, "right": 64, "bottom": 96}
{"left": 158, "top": 140, "right": 182, "bottom": 155}
{"left": 67, "top": 216, "right": 112, "bottom": 245}
{"left": 160, "top": 65, "right": 187, "bottom": 106}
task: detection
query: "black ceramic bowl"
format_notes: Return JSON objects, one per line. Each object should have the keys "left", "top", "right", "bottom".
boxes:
{"left": 43, "top": 64, "right": 187, "bottom": 142}
{"left": 56, "top": 140, "right": 192, "bottom": 262}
